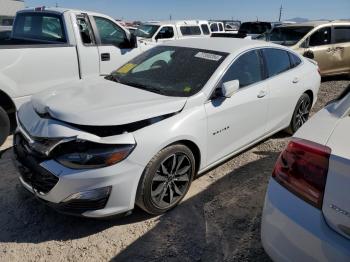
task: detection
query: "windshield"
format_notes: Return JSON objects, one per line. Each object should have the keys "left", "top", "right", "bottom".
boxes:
{"left": 107, "top": 46, "right": 228, "bottom": 97}
{"left": 267, "top": 26, "right": 313, "bottom": 46}
{"left": 134, "top": 24, "right": 160, "bottom": 38}
{"left": 239, "top": 22, "right": 271, "bottom": 34}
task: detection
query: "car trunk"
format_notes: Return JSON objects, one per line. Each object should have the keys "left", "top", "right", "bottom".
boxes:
{"left": 322, "top": 116, "right": 350, "bottom": 239}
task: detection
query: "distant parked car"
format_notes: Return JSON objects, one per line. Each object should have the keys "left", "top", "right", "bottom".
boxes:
{"left": 261, "top": 85, "right": 350, "bottom": 261}
{"left": 134, "top": 20, "right": 211, "bottom": 44}
{"left": 238, "top": 21, "right": 272, "bottom": 39}
{"left": 14, "top": 38, "right": 320, "bottom": 218}
{"left": 264, "top": 21, "right": 350, "bottom": 77}
{"left": 210, "top": 20, "right": 241, "bottom": 34}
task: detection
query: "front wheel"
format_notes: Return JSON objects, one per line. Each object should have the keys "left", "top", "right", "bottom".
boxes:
{"left": 286, "top": 93, "right": 311, "bottom": 134}
{"left": 136, "top": 144, "right": 195, "bottom": 215}
{"left": 0, "top": 107, "right": 10, "bottom": 146}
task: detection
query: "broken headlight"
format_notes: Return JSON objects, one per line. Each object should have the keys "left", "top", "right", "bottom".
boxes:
{"left": 54, "top": 141, "right": 135, "bottom": 169}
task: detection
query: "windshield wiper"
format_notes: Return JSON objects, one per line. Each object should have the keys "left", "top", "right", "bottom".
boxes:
{"left": 105, "top": 74, "right": 121, "bottom": 83}
{"left": 123, "top": 81, "right": 166, "bottom": 95}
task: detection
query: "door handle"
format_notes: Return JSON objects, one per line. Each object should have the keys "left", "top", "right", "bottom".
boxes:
{"left": 292, "top": 77, "right": 299, "bottom": 84}
{"left": 257, "top": 90, "right": 267, "bottom": 98}
{"left": 101, "top": 53, "right": 111, "bottom": 61}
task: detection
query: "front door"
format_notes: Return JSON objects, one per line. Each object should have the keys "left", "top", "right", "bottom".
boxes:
{"left": 305, "top": 26, "right": 334, "bottom": 75}
{"left": 92, "top": 16, "right": 144, "bottom": 75}
{"left": 205, "top": 50, "right": 269, "bottom": 165}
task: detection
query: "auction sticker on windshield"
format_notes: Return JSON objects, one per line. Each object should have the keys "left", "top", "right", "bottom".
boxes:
{"left": 117, "top": 63, "right": 137, "bottom": 74}
{"left": 195, "top": 52, "right": 222, "bottom": 61}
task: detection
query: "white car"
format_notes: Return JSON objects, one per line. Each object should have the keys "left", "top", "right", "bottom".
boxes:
{"left": 14, "top": 38, "right": 320, "bottom": 218}
{"left": 134, "top": 20, "right": 211, "bottom": 44}
{"left": 261, "top": 86, "right": 350, "bottom": 261}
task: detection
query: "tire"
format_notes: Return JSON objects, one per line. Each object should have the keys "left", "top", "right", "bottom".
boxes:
{"left": 286, "top": 93, "right": 311, "bottom": 134}
{"left": 136, "top": 144, "right": 196, "bottom": 215}
{"left": 0, "top": 107, "right": 10, "bottom": 146}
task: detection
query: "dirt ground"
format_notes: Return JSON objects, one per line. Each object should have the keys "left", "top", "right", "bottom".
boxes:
{"left": 0, "top": 78, "right": 349, "bottom": 262}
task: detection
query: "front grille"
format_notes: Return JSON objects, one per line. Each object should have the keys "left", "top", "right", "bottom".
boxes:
{"left": 14, "top": 134, "right": 59, "bottom": 194}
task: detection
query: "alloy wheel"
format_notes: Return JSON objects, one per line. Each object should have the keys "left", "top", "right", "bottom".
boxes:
{"left": 151, "top": 153, "right": 192, "bottom": 209}
{"left": 294, "top": 97, "right": 311, "bottom": 130}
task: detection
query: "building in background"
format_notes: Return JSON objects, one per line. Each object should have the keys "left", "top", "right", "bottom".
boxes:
{"left": 0, "top": 0, "right": 25, "bottom": 26}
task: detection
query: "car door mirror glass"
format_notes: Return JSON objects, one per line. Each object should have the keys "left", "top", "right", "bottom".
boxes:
{"left": 221, "top": 80, "right": 240, "bottom": 98}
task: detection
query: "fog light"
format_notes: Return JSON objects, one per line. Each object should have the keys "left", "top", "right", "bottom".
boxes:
{"left": 63, "top": 186, "right": 112, "bottom": 202}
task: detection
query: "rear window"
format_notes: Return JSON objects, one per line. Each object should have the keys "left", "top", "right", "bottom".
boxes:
{"left": 180, "top": 26, "right": 201, "bottom": 36}
{"left": 263, "top": 48, "right": 291, "bottom": 77}
{"left": 239, "top": 22, "right": 271, "bottom": 34}
{"left": 334, "top": 27, "right": 350, "bottom": 44}
{"left": 13, "top": 13, "right": 66, "bottom": 43}
{"left": 201, "top": 24, "right": 210, "bottom": 35}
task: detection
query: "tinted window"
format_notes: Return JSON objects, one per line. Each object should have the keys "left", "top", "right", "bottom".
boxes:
{"left": 201, "top": 24, "right": 210, "bottom": 35}
{"left": 263, "top": 48, "right": 291, "bottom": 77}
{"left": 288, "top": 52, "right": 302, "bottom": 68}
{"left": 156, "top": 26, "right": 174, "bottom": 39}
{"left": 334, "top": 27, "right": 350, "bottom": 43}
{"left": 180, "top": 26, "right": 202, "bottom": 36}
{"left": 109, "top": 46, "right": 228, "bottom": 97}
{"left": 239, "top": 22, "right": 271, "bottom": 34}
{"left": 221, "top": 50, "right": 263, "bottom": 88}
{"left": 13, "top": 13, "right": 66, "bottom": 43}
{"left": 309, "top": 27, "right": 331, "bottom": 46}
{"left": 210, "top": 23, "right": 218, "bottom": 32}
{"left": 218, "top": 23, "right": 224, "bottom": 31}
{"left": 94, "top": 16, "right": 127, "bottom": 47}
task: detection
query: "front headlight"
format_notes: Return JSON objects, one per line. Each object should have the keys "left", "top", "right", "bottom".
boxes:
{"left": 54, "top": 141, "right": 135, "bottom": 169}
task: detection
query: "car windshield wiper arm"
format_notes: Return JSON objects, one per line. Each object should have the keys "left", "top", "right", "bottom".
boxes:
{"left": 122, "top": 81, "right": 166, "bottom": 95}
{"left": 105, "top": 74, "right": 121, "bottom": 83}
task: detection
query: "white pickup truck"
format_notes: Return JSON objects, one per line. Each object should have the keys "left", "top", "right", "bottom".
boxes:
{"left": 0, "top": 7, "right": 149, "bottom": 146}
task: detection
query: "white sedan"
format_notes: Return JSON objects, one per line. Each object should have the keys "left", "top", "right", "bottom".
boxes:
{"left": 261, "top": 86, "right": 350, "bottom": 261}
{"left": 14, "top": 38, "right": 320, "bottom": 218}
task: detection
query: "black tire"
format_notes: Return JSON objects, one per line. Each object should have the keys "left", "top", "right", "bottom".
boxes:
{"left": 136, "top": 144, "right": 196, "bottom": 215}
{"left": 286, "top": 93, "right": 311, "bottom": 134}
{"left": 0, "top": 107, "right": 10, "bottom": 146}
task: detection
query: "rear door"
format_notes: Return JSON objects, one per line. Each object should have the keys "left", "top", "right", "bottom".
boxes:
{"left": 91, "top": 15, "right": 142, "bottom": 75}
{"left": 331, "top": 25, "right": 350, "bottom": 74}
{"left": 322, "top": 114, "right": 350, "bottom": 239}
{"left": 262, "top": 48, "right": 304, "bottom": 133}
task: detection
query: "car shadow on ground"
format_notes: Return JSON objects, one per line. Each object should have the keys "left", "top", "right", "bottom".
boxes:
{"left": 0, "top": 145, "right": 278, "bottom": 261}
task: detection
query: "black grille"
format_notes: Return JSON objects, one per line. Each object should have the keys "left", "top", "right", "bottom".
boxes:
{"left": 60, "top": 198, "right": 109, "bottom": 212}
{"left": 14, "top": 134, "right": 59, "bottom": 194}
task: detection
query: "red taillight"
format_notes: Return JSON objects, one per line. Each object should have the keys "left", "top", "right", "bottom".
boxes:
{"left": 272, "top": 138, "right": 331, "bottom": 209}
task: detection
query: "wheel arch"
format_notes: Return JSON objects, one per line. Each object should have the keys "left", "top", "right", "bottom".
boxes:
{"left": 304, "top": 89, "right": 314, "bottom": 105}
{"left": 0, "top": 90, "right": 16, "bottom": 113}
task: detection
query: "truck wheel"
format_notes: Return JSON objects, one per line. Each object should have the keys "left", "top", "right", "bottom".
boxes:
{"left": 0, "top": 107, "right": 10, "bottom": 146}
{"left": 136, "top": 144, "right": 195, "bottom": 215}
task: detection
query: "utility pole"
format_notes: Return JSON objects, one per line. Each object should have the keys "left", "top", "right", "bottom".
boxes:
{"left": 169, "top": 14, "right": 172, "bottom": 21}
{"left": 279, "top": 5, "right": 283, "bottom": 22}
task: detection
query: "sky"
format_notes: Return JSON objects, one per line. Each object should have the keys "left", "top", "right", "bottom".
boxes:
{"left": 24, "top": 0, "right": 350, "bottom": 22}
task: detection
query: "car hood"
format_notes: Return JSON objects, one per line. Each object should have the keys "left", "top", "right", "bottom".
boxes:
{"left": 31, "top": 78, "right": 187, "bottom": 126}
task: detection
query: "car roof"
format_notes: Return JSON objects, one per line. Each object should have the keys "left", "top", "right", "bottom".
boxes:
{"left": 144, "top": 20, "right": 207, "bottom": 26}
{"left": 163, "top": 37, "right": 281, "bottom": 54}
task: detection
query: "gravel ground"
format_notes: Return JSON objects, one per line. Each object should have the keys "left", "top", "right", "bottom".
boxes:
{"left": 0, "top": 79, "right": 348, "bottom": 262}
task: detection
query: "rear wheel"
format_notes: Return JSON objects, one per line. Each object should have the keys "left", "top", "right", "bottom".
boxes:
{"left": 0, "top": 107, "right": 10, "bottom": 146}
{"left": 286, "top": 93, "right": 311, "bottom": 134}
{"left": 136, "top": 144, "right": 195, "bottom": 215}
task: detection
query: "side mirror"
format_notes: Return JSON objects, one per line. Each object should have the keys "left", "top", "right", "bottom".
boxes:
{"left": 221, "top": 80, "right": 240, "bottom": 98}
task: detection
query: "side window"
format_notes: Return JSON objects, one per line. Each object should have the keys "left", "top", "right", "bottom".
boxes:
{"left": 288, "top": 52, "right": 302, "bottom": 68}
{"left": 94, "top": 16, "right": 127, "bottom": 47}
{"left": 14, "top": 13, "right": 66, "bottom": 43}
{"left": 180, "top": 26, "right": 201, "bottom": 36}
{"left": 201, "top": 24, "right": 210, "bottom": 35}
{"left": 210, "top": 23, "right": 218, "bottom": 32}
{"left": 218, "top": 23, "right": 224, "bottom": 32}
{"left": 309, "top": 27, "right": 331, "bottom": 47}
{"left": 156, "top": 26, "right": 174, "bottom": 39}
{"left": 263, "top": 48, "right": 291, "bottom": 77}
{"left": 76, "top": 16, "right": 94, "bottom": 44}
{"left": 334, "top": 27, "right": 350, "bottom": 44}
{"left": 221, "top": 50, "right": 263, "bottom": 88}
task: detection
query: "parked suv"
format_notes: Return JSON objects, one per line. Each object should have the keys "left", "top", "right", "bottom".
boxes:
{"left": 266, "top": 21, "right": 350, "bottom": 77}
